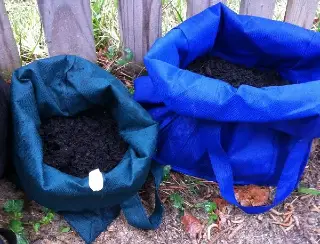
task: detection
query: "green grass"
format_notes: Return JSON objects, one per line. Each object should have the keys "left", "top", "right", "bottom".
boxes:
{"left": 91, "top": 0, "right": 120, "bottom": 49}
{"left": 5, "top": 0, "right": 46, "bottom": 65}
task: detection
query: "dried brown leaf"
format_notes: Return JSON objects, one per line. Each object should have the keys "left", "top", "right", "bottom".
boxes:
{"left": 181, "top": 212, "right": 203, "bottom": 239}
{"left": 235, "top": 185, "right": 270, "bottom": 207}
{"left": 213, "top": 197, "right": 228, "bottom": 211}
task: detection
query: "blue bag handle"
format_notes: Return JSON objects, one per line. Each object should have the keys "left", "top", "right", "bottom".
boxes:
{"left": 120, "top": 163, "right": 164, "bottom": 229}
{"left": 205, "top": 123, "right": 309, "bottom": 214}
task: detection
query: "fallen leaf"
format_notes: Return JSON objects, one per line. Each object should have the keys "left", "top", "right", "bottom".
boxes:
{"left": 213, "top": 197, "right": 228, "bottom": 211}
{"left": 181, "top": 212, "right": 203, "bottom": 239}
{"left": 235, "top": 185, "right": 270, "bottom": 207}
{"left": 59, "top": 226, "right": 71, "bottom": 233}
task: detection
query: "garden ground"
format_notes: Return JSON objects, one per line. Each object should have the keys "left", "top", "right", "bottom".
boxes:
{"left": 0, "top": 140, "right": 318, "bottom": 244}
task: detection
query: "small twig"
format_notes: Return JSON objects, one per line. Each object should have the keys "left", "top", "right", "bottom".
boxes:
{"left": 231, "top": 217, "right": 245, "bottom": 224}
{"left": 283, "top": 213, "right": 293, "bottom": 223}
{"left": 183, "top": 200, "right": 193, "bottom": 208}
{"left": 207, "top": 223, "right": 219, "bottom": 240}
{"left": 278, "top": 217, "right": 293, "bottom": 227}
{"left": 285, "top": 224, "right": 295, "bottom": 232}
{"left": 283, "top": 211, "right": 293, "bottom": 217}
{"left": 269, "top": 213, "right": 279, "bottom": 222}
{"left": 136, "top": 67, "right": 146, "bottom": 77}
{"left": 162, "top": 185, "right": 187, "bottom": 190}
{"left": 290, "top": 196, "right": 299, "bottom": 205}
{"left": 270, "top": 209, "right": 283, "bottom": 216}
{"left": 293, "top": 216, "right": 300, "bottom": 230}
{"left": 106, "top": 60, "right": 116, "bottom": 70}
{"left": 160, "top": 190, "right": 174, "bottom": 195}
{"left": 119, "top": 71, "right": 134, "bottom": 80}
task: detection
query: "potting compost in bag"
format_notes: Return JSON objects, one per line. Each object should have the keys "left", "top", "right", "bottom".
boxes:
{"left": 134, "top": 3, "right": 320, "bottom": 214}
{"left": 0, "top": 78, "right": 10, "bottom": 179}
{"left": 11, "top": 55, "right": 163, "bottom": 243}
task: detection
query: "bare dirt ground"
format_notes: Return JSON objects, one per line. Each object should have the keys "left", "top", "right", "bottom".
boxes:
{"left": 0, "top": 141, "right": 318, "bottom": 244}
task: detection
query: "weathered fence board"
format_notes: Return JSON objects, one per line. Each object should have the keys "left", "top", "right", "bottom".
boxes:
{"left": 187, "top": 0, "right": 227, "bottom": 18}
{"left": 0, "top": 0, "right": 20, "bottom": 74}
{"left": 284, "top": 0, "right": 319, "bottom": 29}
{"left": 239, "top": 0, "right": 276, "bottom": 19}
{"left": 0, "top": 0, "right": 319, "bottom": 74}
{"left": 118, "top": 0, "right": 162, "bottom": 63}
{"left": 37, "top": 0, "right": 97, "bottom": 62}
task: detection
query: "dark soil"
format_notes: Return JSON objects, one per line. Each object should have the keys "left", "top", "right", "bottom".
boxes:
{"left": 187, "top": 56, "right": 290, "bottom": 88}
{"left": 39, "top": 108, "right": 128, "bottom": 178}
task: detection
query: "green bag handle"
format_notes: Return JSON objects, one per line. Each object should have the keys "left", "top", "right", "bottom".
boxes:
{"left": 120, "top": 162, "right": 164, "bottom": 229}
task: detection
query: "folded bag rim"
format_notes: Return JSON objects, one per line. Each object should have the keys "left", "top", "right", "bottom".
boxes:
{"left": 139, "top": 3, "right": 320, "bottom": 125}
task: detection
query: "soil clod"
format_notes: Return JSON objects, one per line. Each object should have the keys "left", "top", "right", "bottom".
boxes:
{"left": 39, "top": 108, "right": 128, "bottom": 178}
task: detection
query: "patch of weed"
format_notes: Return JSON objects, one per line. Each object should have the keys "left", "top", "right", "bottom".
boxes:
{"left": 196, "top": 201, "right": 218, "bottom": 225}
{"left": 3, "top": 200, "right": 61, "bottom": 243}
{"left": 170, "top": 192, "right": 184, "bottom": 216}
{"left": 3, "top": 199, "right": 28, "bottom": 244}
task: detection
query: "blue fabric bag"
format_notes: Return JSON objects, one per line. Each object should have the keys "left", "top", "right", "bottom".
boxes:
{"left": 134, "top": 3, "right": 320, "bottom": 214}
{"left": 11, "top": 55, "right": 163, "bottom": 243}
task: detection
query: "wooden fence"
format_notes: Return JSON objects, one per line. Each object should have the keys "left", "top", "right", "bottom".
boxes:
{"left": 0, "top": 0, "right": 319, "bottom": 75}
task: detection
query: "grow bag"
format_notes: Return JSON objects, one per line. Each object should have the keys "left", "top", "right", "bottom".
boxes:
{"left": 11, "top": 55, "right": 163, "bottom": 243}
{"left": 134, "top": 3, "right": 320, "bottom": 214}
{"left": 0, "top": 78, "right": 10, "bottom": 179}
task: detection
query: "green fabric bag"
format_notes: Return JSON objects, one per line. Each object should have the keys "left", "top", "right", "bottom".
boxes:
{"left": 11, "top": 55, "right": 163, "bottom": 243}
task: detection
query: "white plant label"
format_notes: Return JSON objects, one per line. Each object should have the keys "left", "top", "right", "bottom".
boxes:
{"left": 89, "top": 168, "right": 103, "bottom": 191}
